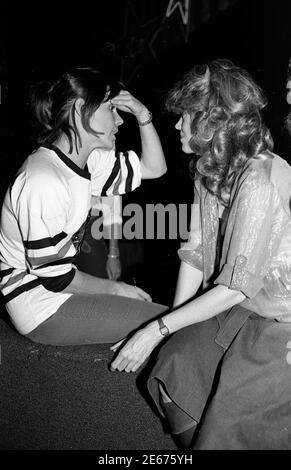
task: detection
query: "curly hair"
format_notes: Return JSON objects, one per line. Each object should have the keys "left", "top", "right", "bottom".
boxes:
{"left": 166, "top": 59, "right": 273, "bottom": 205}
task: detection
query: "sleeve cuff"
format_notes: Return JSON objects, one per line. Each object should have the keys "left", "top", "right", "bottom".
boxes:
{"left": 39, "top": 268, "right": 76, "bottom": 292}
{"left": 178, "top": 245, "right": 203, "bottom": 272}
{"left": 215, "top": 255, "right": 264, "bottom": 298}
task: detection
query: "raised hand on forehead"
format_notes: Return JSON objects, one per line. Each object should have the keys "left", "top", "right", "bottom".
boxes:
{"left": 110, "top": 90, "right": 150, "bottom": 120}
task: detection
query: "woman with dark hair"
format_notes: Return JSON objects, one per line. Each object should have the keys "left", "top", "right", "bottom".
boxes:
{"left": 111, "top": 59, "right": 291, "bottom": 450}
{"left": 0, "top": 67, "right": 167, "bottom": 345}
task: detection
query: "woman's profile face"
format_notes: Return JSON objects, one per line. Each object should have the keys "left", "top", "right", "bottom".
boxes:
{"left": 175, "top": 113, "right": 193, "bottom": 154}
{"left": 88, "top": 100, "right": 124, "bottom": 150}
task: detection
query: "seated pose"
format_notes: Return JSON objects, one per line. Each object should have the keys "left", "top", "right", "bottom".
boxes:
{"left": 0, "top": 67, "right": 168, "bottom": 346}
{"left": 111, "top": 59, "right": 291, "bottom": 450}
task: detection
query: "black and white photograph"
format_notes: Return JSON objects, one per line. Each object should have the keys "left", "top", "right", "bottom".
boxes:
{"left": 0, "top": 0, "right": 291, "bottom": 459}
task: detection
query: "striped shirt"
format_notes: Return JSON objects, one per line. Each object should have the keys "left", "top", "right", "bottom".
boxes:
{"left": 0, "top": 145, "right": 141, "bottom": 334}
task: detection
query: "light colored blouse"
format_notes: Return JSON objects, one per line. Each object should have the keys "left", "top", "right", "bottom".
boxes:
{"left": 178, "top": 151, "right": 291, "bottom": 322}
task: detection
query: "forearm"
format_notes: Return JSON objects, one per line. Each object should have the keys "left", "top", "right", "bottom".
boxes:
{"left": 173, "top": 261, "right": 203, "bottom": 308}
{"left": 110, "top": 283, "right": 245, "bottom": 373}
{"left": 63, "top": 269, "right": 117, "bottom": 295}
{"left": 139, "top": 119, "right": 167, "bottom": 179}
{"left": 110, "top": 91, "right": 167, "bottom": 179}
{"left": 105, "top": 225, "right": 120, "bottom": 256}
{"left": 106, "top": 226, "right": 122, "bottom": 281}
{"left": 164, "top": 284, "right": 246, "bottom": 334}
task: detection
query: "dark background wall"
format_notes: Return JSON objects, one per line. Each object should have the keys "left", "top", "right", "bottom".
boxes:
{"left": 1, "top": 0, "right": 291, "bottom": 303}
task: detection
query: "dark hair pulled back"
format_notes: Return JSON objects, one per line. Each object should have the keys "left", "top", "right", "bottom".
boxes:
{"left": 29, "top": 67, "right": 123, "bottom": 153}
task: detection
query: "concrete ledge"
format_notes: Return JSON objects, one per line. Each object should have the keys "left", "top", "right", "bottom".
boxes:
{"left": 0, "top": 309, "right": 174, "bottom": 450}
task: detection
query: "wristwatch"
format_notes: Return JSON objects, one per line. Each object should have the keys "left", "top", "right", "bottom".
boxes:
{"left": 137, "top": 110, "right": 153, "bottom": 126}
{"left": 158, "top": 317, "right": 170, "bottom": 337}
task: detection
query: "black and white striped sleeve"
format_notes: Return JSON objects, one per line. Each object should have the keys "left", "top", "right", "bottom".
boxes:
{"left": 88, "top": 149, "right": 142, "bottom": 196}
{"left": 17, "top": 185, "right": 76, "bottom": 292}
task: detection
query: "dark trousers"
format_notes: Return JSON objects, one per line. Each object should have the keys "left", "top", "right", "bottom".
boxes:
{"left": 26, "top": 294, "right": 167, "bottom": 346}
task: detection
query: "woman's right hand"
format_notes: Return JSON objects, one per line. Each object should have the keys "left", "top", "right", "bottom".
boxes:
{"left": 110, "top": 321, "right": 163, "bottom": 372}
{"left": 114, "top": 281, "right": 152, "bottom": 302}
{"left": 110, "top": 90, "right": 149, "bottom": 123}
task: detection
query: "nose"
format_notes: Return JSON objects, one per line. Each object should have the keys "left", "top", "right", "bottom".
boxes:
{"left": 115, "top": 110, "right": 124, "bottom": 127}
{"left": 175, "top": 117, "right": 182, "bottom": 130}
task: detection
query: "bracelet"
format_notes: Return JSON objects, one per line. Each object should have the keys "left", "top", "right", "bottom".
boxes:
{"left": 107, "top": 253, "right": 120, "bottom": 258}
{"left": 137, "top": 110, "right": 153, "bottom": 127}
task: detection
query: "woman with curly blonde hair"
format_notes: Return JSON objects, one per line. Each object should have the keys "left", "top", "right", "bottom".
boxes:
{"left": 111, "top": 59, "right": 291, "bottom": 450}
{"left": 170, "top": 60, "right": 273, "bottom": 205}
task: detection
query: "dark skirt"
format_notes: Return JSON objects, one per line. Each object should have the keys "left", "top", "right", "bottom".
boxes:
{"left": 147, "top": 305, "right": 291, "bottom": 449}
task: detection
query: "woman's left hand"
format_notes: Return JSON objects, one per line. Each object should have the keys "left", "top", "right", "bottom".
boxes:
{"left": 110, "top": 90, "right": 150, "bottom": 124}
{"left": 110, "top": 321, "right": 163, "bottom": 373}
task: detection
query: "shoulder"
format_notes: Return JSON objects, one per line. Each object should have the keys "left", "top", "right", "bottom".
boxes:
{"left": 236, "top": 152, "right": 275, "bottom": 190}
{"left": 14, "top": 148, "right": 69, "bottom": 203}
{"left": 87, "top": 149, "right": 117, "bottom": 175}
{"left": 88, "top": 149, "right": 114, "bottom": 165}
{"left": 87, "top": 148, "right": 138, "bottom": 171}
{"left": 269, "top": 153, "right": 291, "bottom": 207}
{"left": 270, "top": 153, "right": 291, "bottom": 185}
{"left": 228, "top": 154, "right": 276, "bottom": 207}
{"left": 29, "top": 148, "right": 68, "bottom": 184}
{"left": 239, "top": 152, "right": 291, "bottom": 191}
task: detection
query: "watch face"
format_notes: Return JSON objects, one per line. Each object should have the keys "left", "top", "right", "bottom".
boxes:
{"left": 160, "top": 325, "right": 169, "bottom": 336}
